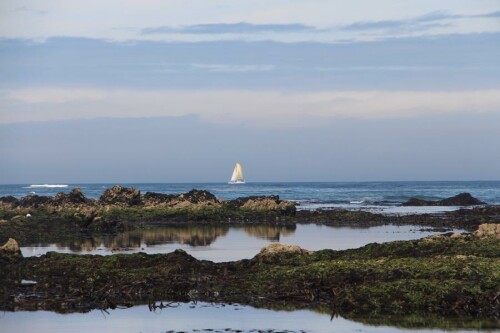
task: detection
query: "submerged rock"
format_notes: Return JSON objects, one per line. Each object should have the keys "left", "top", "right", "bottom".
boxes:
{"left": 0, "top": 238, "right": 21, "bottom": 257}
{"left": 100, "top": 185, "right": 141, "bottom": 206}
{"left": 402, "top": 193, "right": 485, "bottom": 206}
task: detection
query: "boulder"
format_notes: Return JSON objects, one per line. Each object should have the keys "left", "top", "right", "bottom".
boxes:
{"left": 0, "top": 238, "right": 21, "bottom": 257}
{"left": 473, "top": 223, "right": 500, "bottom": 239}
{"left": 100, "top": 185, "right": 141, "bottom": 206}
{"left": 402, "top": 193, "right": 485, "bottom": 206}
{"left": 257, "top": 243, "right": 311, "bottom": 257}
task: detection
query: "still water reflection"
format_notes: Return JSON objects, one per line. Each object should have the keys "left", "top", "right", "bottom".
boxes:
{"left": 1, "top": 302, "right": 497, "bottom": 333}
{"left": 21, "top": 224, "right": 453, "bottom": 261}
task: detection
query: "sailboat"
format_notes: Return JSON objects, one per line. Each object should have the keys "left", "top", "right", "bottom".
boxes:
{"left": 228, "top": 162, "right": 245, "bottom": 184}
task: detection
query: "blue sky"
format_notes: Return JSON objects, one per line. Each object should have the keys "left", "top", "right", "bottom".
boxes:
{"left": 0, "top": 1, "right": 499, "bottom": 182}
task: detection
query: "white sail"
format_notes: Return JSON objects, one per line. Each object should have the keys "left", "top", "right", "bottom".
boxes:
{"left": 229, "top": 163, "right": 245, "bottom": 184}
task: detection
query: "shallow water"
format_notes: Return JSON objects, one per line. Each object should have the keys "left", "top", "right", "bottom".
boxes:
{"left": 1, "top": 302, "right": 497, "bottom": 333}
{"left": 21, "top": 224, "right": 456, "bottom": 261}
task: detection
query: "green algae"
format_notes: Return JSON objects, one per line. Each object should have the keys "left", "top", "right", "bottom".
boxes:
{"left": 2, "top": 236, "right": 498, "bottom": 318}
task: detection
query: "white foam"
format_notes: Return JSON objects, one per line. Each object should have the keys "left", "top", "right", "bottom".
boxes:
{"left": 27, "top": 184, "right": 68, "bottom": 188}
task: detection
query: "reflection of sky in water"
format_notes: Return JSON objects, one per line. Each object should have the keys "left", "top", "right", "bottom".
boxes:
{"left": 21, "top": 224, "right": 457, "bottom": 262}
{"left": 0, "top": 302, "right": 487, "bottom": 333}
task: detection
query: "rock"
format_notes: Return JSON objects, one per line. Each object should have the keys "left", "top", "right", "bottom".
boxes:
{"left": 230, "top": 195, "right": 296, "bottom": 214}
{"left": 179, "top": 189, "right": 219, "bottom": 204}
{"left": 100, "top": 185, "right": 141, "bottom": 206}
{"left": 18, "top": 195, "right": 52, "bottom": 208}
{"left": 473, "top": 223, "right": 500, "bottom": 239}
{"left": 53, "top": 188, "right": 89, "bottom": 205}
{"left": 257, "top": 243, "right": 311, "bottom": 257}
{"left": 0, "top": 238, "right": 21, "bottom": 257}
{"left": 0, "top": 196, "right": 19, "bottom": 207}
{"left": 402, "top": 193, "right": 485, "bottom": 206}
{"left": 142, "top": 192, "right": 177, "bottom": 206}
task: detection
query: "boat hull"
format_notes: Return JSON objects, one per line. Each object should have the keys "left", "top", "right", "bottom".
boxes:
{"left": 228, "top": 181, "right": 246, "bottom": 184}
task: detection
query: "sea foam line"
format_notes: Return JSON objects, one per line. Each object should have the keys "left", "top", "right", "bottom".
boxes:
{"left": 26, "top": 184, "right": 69, "bottom": 188}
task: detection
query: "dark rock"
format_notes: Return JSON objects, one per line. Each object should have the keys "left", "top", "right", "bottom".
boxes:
{"left": 402, "top": 193, "right": 486, "bottom": 206}
{"left": 18, "top": 195, "right": 53, "bottom": 208}
{"left": 142, "top": 192, "right": 177, "bottom": 205}
{"left": 53, "top": 188, "right": 89, "bottom": 205}
{"left": 0, "top": 196, "right": 19, "bottom": 207}
{"left": 179, "top": 189, "right": 219, "bottom": 204}
{"left": 99, "top": 185, "right": 141, "bottom": 206}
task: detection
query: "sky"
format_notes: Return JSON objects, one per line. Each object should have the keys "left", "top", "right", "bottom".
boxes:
{"left": 0, "top": 0, "right": 499, "bottom": 183}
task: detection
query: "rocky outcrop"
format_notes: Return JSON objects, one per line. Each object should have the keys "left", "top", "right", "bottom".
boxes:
{"left": 474, "top": 223, "right": 500, "bottom": 239}
{"left": 179, "top": 189, "right": 219, "bottom": 204}
{"left": 402, "top": 193, "right": 486, "bottom": 206}
{"left": 0, "top": 238, "right": 21, "bottom": 257}
{"left": 229, "top": 195, "right": 296, "bottom": 214}
{"left": 53, "top": 188, "right": 90, "bottom": 206}
{"left": 142, "top": 192, "right": 177, "bottom": 206}
{"left": 0, "top": 196, "right": 19, "bottom": 208}
{"left": 17, "top": 195, "right": 53, "bottom": 208}
{"left": 99, "top": 185, "right": 141, "bottom": 206}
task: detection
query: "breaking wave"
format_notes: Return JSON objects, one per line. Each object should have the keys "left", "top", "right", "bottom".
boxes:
{"left": 26, "top": 184, "right": 69, "bottom": 188}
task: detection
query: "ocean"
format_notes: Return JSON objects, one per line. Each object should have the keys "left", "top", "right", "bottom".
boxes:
{"left": 2, "top": 181, "right": 499, "bottom": 212}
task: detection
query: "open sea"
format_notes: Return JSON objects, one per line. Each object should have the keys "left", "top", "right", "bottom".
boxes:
{"left": 2, "top": 181, "right": 499, "bottom": 213}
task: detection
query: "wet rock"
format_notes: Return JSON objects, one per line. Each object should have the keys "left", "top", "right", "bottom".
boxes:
{"left": 100, "top": 185, "right": 141, "bottom": 206}
{"left": 0, "top": 238, "right": 21, "bottom": 257}
{"left": 473, "top": 223, "right": 500, "bottom": 239}
{"left": 74, "top": 208, "right": 99, "bottom": 228}
{"left": 142, "top": 192, "right": 177, "bottom": 206}
{"left": 180, "top": 189, "right": 219, "bottom": 204}
{"left": 402, "top": 193, "right": 485, "bottom": 206}
{"left": 53, "top": 188, "right": 89, "bottom": 206}
{"left": 230, "top": 195, "right": 296, "bottom": 214}
{"left": 257, "top": 243, "right": 311, "bottom": 257}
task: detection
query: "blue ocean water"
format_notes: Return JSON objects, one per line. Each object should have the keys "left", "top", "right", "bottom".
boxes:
{"left": 1, "top": 181, "right": 499, "bottom": 210}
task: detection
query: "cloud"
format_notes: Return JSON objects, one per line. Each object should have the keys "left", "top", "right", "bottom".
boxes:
{"left": 342, "top": 10, "right": 500, "bottom": 32}
{"left": 141, "top": 22, "right": 316, "bottom": 35}
{"left": 3, "top": 88, "right": 500, "bottom": 127}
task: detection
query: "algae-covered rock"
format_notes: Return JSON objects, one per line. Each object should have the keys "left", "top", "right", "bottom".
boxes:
{"left": 230, "top": 195, "right": 296, "bottom": 214}
{"left": 257, "top": 243, "right": 311, "bottom": 257}
{"left": 0, "top": 238, "right": 21, "bottom": 257}
{"left": 100, "top": 185, "right": 141, "bottom": 206}
{"left": 474, "top": 223, "right": 500, "bottom": 239}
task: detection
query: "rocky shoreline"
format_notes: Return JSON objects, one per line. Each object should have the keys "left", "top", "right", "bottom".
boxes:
{"left": 0, "top": 186, "right": 499, "bottom": 322}
{"left": 1, "top": 186, "right": 499, "bottom": 246}
{"left": 0, "top": 230, "right": 498, "bottom": 318}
